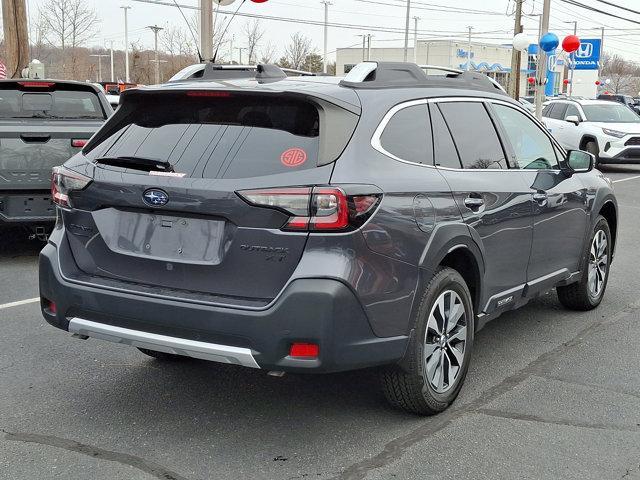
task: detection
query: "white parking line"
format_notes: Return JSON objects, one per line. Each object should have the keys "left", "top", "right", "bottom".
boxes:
{"left": 0, "top": 298, "right": 40, "bottom": 310}
{"left": 612, "top": 175, "right": 640, "bottom": 184}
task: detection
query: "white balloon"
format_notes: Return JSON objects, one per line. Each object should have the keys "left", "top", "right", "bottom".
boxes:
{"left": 214, "top": 0, "right": 236, "bottom": 5}
{"left": 512, "top": 33, "right": 533, "bottom": 52}
{"left": 605, "top": 78, "right": 611, "bottom": 85}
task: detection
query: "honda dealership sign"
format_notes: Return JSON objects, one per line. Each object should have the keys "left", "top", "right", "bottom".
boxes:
{"left": 574, "top": 39, "right": 601, "bottom": 70}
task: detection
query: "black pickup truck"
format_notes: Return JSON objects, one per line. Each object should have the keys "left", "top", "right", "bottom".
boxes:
{"left": 0, "top": 80, "right": 112, "bottom": 239}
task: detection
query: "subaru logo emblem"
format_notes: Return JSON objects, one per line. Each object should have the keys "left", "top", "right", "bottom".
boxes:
{"left": 143, "top": 189, "right": 169, "bottom": 207}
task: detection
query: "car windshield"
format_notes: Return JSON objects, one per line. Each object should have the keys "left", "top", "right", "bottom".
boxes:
{"left": 582, "top": 104, "right": 640, "bottom": 123}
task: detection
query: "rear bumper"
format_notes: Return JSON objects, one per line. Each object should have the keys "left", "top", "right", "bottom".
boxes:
{"left": 39, "top": 241, "right": 408, "bottom": 373}
{"left": 0, "top": 191, "right": 56, "bottom": 225}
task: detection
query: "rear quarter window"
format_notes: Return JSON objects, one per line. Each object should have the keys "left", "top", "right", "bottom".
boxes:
{"left": 379, "top": 104, "right": 432, "bottom": 164}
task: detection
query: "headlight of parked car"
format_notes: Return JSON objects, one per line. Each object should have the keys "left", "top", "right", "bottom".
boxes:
{"left": 602, "top": 128, "right": 627, "bottom": 138}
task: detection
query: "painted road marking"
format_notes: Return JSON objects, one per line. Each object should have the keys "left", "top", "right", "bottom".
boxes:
{"left": 612, "top": 175, "right": 640, "bottom": 184}
{"left": 0, "top": 298, "right": 39, "bottom": 310}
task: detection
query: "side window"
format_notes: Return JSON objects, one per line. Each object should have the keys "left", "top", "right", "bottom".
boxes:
{"left": 549, "top": 103, "right": 567, "bottom": 120}
{"left": 438, "top": 102, "right": 507, "bottom": 169}
{"left": 379, "top": 104, "right": 432, "bottom": 164}
{"left": 542, "top": 104, "right": 553, "bottom": 117}
{"left": 429, "top": 104, "right": 462, "bottom": 169}
{"left": 565, "top": 104, "right": 580, "bottom": 120}
{"left": 492, "top": 104, "right": 559, "bottom": 170}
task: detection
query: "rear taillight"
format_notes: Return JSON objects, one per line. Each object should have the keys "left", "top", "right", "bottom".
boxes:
{"left": 237, "top": 186, "right": 381, "bottom": 232}
{"left": 51, "top": 166, "right": 92, "bottom": 208}
{"left": 71, "top": 139, "right": 88, "bottom": 148}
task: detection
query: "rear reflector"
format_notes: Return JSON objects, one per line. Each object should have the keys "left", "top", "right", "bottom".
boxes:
{"left": 289, "top": 343, "right": 319, "bottom": 359}
{"left": 71, "top": 139, "right": 88, "bottom": 148}
{"left": 18, "top": 81, "right": 55, "bottom": 88}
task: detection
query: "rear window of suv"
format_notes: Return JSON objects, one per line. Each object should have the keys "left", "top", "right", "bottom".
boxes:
{"left": 0, "top": 89, "right": 105, "bottom": 119}
{"left": 91, "top": 93, "right": 322, "bottom": 179}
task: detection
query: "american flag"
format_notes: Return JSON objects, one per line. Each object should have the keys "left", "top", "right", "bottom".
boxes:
{"left": 0, "top": 61, "right": 6, "bottom": 80}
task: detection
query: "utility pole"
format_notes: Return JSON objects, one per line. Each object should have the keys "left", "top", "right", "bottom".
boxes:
{"left": 2, "top": 0, "right": 30, "bottom": 78}
{"left": 89, "top": 54, "right": 109, "bottom": 82}
{"left": 121, "top": 5, "right": 132, "bottom": 82}
{"left": 321, "top": 1, "right": 332, "bottom": 74}
{"left": 466, "top": 26, "right": 473, "bottom": 71}
{"left": 403, "top": 0, "right": 411, "bottom": 62}
{"left": 148, "top": 25, "right": 164, "bottom": 84}
{"left": 110, "top": 41, "right": 115, "bottom": 82}
{"left": 509, "top": 0, "right": 523, "bottom": 99}
{"left": 413, "top": 17, "right": 419, "bottom": 64}
{"left": 367, "top": 34, "right": 372, "bottom": 61}
{"left": 534, "top": 0, "right": 551, "bottom": 120}
{"left": 357, "top": 35, "right": 366, "bottom": 62}
{"left": 199, "top": 0, "right": 214, "bottom": 60}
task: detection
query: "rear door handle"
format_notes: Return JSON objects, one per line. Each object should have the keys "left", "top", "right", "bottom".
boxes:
{"left": 533, "top": 192, "right": 548, "bottom": 205}
{"left": 464, "top": 195, "right": 485, "bottom": 210}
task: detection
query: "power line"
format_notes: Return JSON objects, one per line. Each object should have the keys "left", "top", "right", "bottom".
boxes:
{"left": 594, "top": 0, "right": 640, "bottom": 16}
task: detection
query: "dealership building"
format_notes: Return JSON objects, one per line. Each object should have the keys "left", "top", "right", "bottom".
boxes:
{"left": 336, "top": 39, "right": 601, "bottom": 98}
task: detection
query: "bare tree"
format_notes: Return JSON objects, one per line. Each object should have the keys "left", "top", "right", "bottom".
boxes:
{"left": 39, "top": 0, "right": 99, "bottom": 78}
{"left": 30, "top": 11, "right": 49, "bottom": 62}
{"left": 283, "top": 32, "right": 313, "bottom": 70}
{"left": 242, "top": 19, "right": 264, "bottom": 65}
{"left": 259, "top": 41, "right": 278, "bottom": 64}
{"left": 600, "top": 53, "right": 640, "bottom": 94}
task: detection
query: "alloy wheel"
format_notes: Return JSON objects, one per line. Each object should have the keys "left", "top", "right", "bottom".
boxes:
{"left": 588, "top": 229, "right": 608, "bottom": 298}
{"left": 424, "top": 290, "right": 468, "bottom": 394}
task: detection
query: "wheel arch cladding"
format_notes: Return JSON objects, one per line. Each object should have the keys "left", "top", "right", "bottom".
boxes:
{"left": 580, "top": 135, "right": 598, "bottom": 150}
{"left": 438, "top": 246, "right": 482, "bottom": 317}
{"left": 599, "top": 200, "right": 618, "bottom": 257}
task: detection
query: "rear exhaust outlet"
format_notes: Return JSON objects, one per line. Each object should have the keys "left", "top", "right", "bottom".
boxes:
{"left": 267, "top": 371, "right": 286, "bottom": 377}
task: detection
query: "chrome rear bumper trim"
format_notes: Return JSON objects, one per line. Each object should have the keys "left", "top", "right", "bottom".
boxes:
{"left": 68, "top": 318, "right": 260, "bottom": 368}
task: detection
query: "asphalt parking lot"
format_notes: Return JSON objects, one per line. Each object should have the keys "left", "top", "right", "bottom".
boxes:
{"left": 1, "top": 167, "right": 640, "bottom": 480}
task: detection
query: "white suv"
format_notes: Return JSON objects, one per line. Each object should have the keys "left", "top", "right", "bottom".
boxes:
{"left": 542, "top": 99, "right": 640, "bottom": 166}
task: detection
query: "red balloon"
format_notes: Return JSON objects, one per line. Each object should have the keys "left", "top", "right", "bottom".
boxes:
{"left": 527, "top": 77, "right": 536, "bottom": 84}
{"left": 604, "top": 91, "right": 610, "bottom": 94}
{"left": 563, "top": 79, "right": 570, "bottom": 85}
{"left": 595, "top": 80, "right": 601, "bottom": 85}
{"left": 250, "top": 0, "right": 269, "bottom": 2}
{"left": 562, "top": 35, "right": 581, "bottom": 54}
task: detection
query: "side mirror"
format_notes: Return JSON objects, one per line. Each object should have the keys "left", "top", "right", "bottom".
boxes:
{"left": 565, "top": 115, "right": 581, "bottom": 126}
{"left": 561, "top": 150, "right": 594, "bottom": 175}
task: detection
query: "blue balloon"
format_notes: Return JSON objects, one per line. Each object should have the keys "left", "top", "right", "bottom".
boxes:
{"left": 539, "top": 32, "right": 559, "bottom": 53}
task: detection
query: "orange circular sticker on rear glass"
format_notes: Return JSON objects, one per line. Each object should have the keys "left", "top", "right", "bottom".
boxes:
{"left": 281, "top": 148, "right": 307, "bottom": 167}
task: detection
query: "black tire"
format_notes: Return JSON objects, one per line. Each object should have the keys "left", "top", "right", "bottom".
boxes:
{"left": 557, "top": 215, "right": 612, "bottom": 311}
{"left": 381, "top": 267, "right": 475, "bottom": 415}
{"left": 584, "top": 140, "right": 600, "bottom": 166}
{"left": 137, "top": 348, "right": 185, "bottom": 361}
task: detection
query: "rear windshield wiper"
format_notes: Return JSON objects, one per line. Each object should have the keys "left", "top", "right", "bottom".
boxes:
{"left": 95, "top": 156, "right": 174, "bottom": 172}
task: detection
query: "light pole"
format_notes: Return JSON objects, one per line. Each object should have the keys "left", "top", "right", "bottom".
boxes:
{"left": 565, "top": 20, "right": 577, "bottom": 97}
{"left": 413, "top": 17, "right": 419, "bottom": 64}
{"left": 236, "top": 47, "right": 246, "bottom": 65}
{"left": 534, "top": 0, "right": 551, "bottom": 120}
{"left": 366, "top": 34, "right": 372, "bottom": 61}
{"left": 109, "top": 41, "right": 115, "bottom": 82}
{"left": 148, "top": 25, "right": 164, "bottom": 84}
{"left": 121, "top": 5, "right": 132, "bottom": 82}
{"left": 321, "top": 1, "right": 332, "bottom": 74}
{"left": 509, "top": 0, "right": 523, "bottom": 98}
{"left": 89, "top": 54, "right": 109, "bottom": 82}
{"left": 403, "top": 0, "right": 411, "bottom": 62}
{"left": 466, "top": 26, "right": 473, "bottom": 71}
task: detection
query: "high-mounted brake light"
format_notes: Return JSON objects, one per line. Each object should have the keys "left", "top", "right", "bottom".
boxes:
{"left": 186, "top": 91, "right": 232, "bottom": 98}
{"left": 18, "top": 81, "right": 55, "bottom": 88}
{"left": 237, "top": 186, "right": 381, "bottom": 233}
{"left": 51, "top": 166, "right": 92, "bottom": 208}
{"left": 71, "top": 139, "right": 88, "bottom": 148}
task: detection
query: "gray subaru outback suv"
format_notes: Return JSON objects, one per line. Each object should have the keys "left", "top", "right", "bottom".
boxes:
{"left": 40, "top": 62, "right": 618, "bottom": 414}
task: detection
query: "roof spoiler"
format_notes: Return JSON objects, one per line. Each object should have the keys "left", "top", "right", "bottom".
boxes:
{"left": 199, "top": 63, "right": 317, "bottom": 83}
{"left": 339, "top": 61, "right": 507, "bottom": 94}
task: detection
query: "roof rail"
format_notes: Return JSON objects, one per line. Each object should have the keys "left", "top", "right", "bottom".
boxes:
{"left": 339, "top": 61, "right": 507, "bottom": 95}
{"left": 169, "top": 63, "right": 317, "bottom": 83}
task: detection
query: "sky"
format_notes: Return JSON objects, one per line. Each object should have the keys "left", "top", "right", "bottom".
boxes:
{"left": 19, "top": 0, "right": 640, "bottom": 63}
